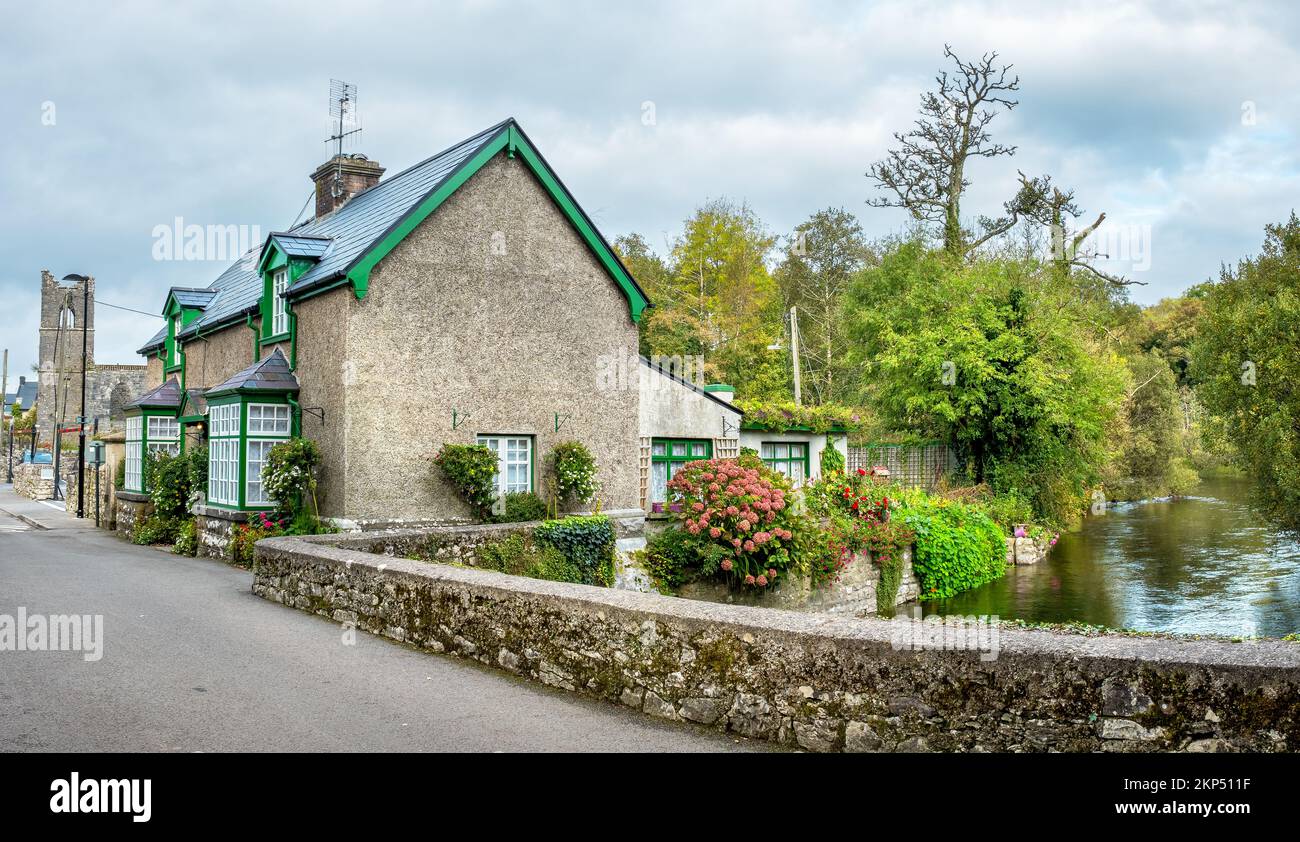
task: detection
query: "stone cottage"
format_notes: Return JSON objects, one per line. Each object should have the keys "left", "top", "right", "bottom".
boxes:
{"left": 119, "top": 119, "right": 651, "bottom": 545}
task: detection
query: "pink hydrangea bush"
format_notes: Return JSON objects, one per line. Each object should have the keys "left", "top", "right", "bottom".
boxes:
{"left": 666, "top": 457, "right": 801, "bottom": 587}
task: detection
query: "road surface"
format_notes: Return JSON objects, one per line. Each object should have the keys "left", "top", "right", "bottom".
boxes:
{"left": 0, "top": 488, "right": 764, "bottom": 752}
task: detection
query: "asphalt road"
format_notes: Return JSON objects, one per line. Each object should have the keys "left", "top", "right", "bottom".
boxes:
{"left": 0, "top": 505, "right": 762, "bottom": 752}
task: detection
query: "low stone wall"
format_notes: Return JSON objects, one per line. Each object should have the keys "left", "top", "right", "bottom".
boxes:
{"left": 676, "top": 548, "right": 920, "bottom": 616}
{"left": 12, "top": 460, "right": 75, "bottom": 501}
{"left": 1007, "top": 535, "right": 1050, "bottom": 565}
{"left": 253, "top": 531, "right": 1300, "bottom": 753}
{"left": 194, "top": 505, "right": 249, "bottom": 561}
{"left": 114, "top": 491, "right": 151, "bottom": 540}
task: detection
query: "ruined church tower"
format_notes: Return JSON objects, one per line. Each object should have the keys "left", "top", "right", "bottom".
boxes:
{"left": 36, "top": 270, "right": 94, "bottom": 436}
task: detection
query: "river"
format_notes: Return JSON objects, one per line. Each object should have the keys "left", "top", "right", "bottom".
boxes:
{"left": 923, "top": 475, "right": 1300, "bottom": 638}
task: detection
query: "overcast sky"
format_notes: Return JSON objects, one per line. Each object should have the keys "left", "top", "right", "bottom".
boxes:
{"left": 2, "top": 0, "right": 1297, "bottom": 373}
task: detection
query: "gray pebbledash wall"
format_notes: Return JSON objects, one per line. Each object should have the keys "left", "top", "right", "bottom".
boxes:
{"left": 253, "top": 530, "right": 1300, "bottom": 753}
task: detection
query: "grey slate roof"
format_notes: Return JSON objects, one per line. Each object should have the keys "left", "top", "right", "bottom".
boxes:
{"left": 141, "top": 247, "right": 264, "bottom": 352}
{"left": 3, "top": 378, "right": 38, "bottom": 413}
{"left": 205, "top": 348, "right": 299, "bottom": 397}
{"left": 169, "top": 287, "right": 219, "bottom": 309}
{"left": 139, "top": 117, "right": 641, "bottom": 354}
{"left": 269, "top": 233, "right": 333, "bottom": 259}
{"left": 286, "top": 118, "right": 510, "bottom": 296}
{"left": 127, "top": 377, "right": 183, "bottom": 410}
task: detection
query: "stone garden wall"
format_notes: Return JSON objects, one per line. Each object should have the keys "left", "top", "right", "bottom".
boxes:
{"left": 113, "top": 492, "right": 150, "bottom": 541}
{"left": 254, "top": 530, "right": 1300, "bottom": 753}
{"left": 676, "top": 548, "right": 920, "bottom": 616}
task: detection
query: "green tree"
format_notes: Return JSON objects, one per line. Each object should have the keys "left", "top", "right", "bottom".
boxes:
{"left": 773, "top": 208, "right": 874, "bottom": 405}
{"left": 1191, "top": 214, "right": 1300, "bottom": 527}
{"left": 843, "top": 242, "right": 1128, "bottom": 524}
{"left": 638, "top": 199, "right": 788, "bottom": 400}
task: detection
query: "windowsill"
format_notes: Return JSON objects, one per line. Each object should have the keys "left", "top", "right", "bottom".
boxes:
{"left": 194, "top": 504, "right": 252, "bottom": 522}
{"left": 164, "top": 364, "right": 183, "bottom": 374}
{"left": 115, "top": 490, "right": 150, "bottom": 503}
{"left": 261, "top": 333, "right": 290, "bottom": 345}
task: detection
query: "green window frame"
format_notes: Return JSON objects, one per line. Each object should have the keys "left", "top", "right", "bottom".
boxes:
{"left": 650, "top": 437, "right": 712, "bottom": 504}
{"left": 760, "top": 441, "right": 809, "bottom": 483}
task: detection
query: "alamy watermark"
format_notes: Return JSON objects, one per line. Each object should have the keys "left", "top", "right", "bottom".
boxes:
{"left": 151, "top": 217, "right": 261, "bottom": 262}
{"left": 890, "top": 607, "right": 1000, "bottom": 661}
{"left": 596, "top": 348, "right": 705, "bottom": 394}
{"left": 0, "top": 607, "right": 103, "bottom": 661}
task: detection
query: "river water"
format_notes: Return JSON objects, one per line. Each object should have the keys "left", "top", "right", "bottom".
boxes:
{"left": 923, "top": 476, "right": 1300, "bottom": 638}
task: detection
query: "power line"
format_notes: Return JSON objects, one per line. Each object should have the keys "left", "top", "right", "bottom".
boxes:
{"left": 94, "top": 298, "right": 164, "bottom": 319}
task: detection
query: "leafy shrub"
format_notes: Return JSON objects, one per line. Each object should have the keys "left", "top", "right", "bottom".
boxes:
{"left": 897, "top": 499, "right": 1006, "bottom": 600}
{"left": 185, "top": 445, "right": 208, "bottom": 501}
{"left": 819, "top": 438, "right": 846, "bottom": 476}
{"left": 133, "top": 514, "right": 185, "bottom": 546}
{"left": 476, "top": 534, "right": 582, "bottom": 584}
{"left": 147, "top": 451, "right": 192, "bottom": 518}
{"left": 666, "top": 457, "right": 801, "bottom": 587}
{"left": 534, "top": 515, "right": 615, "bottom": 586}
{"left": 433, "top": 443, "right": 498, "bottom": 519}
{"left": 642, "top": 527, "right": 731, "bottom": 592}
{"left": 550, "top": 440, "right": 599, "bottom": 504}
{"left": 172, "top": 518, "right": 198, "bottom": 556}
{"left": 494, "top": 491, "right": 548, "bottom": 523}
{"left": 230, "top": 512, "right": 287, "bottom": 567}
{"left": 114, "top": 458, "right": 125, "bottom": 490}
{"left": 263, "top": 437, "right": 321, "bottom": 517}
{"left": 978, "top": 488, "right": 1034, "bottom": 534}
{"left": 801, "top": 470, "right": 915, "bottom": 610}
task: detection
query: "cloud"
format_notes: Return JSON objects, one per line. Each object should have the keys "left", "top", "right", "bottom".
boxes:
{"left": 2, "top": 0, "right": 1298, "bottom": 371}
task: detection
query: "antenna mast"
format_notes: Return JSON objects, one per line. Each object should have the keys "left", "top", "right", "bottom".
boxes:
{"left": 325, "top": 80, "right": 362, "bottom": 197}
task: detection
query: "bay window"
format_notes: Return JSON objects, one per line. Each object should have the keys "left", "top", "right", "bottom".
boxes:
{"left": 125, "top": 415, "right": 143, "bottom": 492}
{"left": 207, "top": 402, "right": 240, "bottom": 506}
{"left": 205, "top": 400, "right": 292, "bottom": 509}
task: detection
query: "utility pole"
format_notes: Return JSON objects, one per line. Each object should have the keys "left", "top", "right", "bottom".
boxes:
{"left": 77, "top": 278, "right": 89, "bottom": 518}
{"left": 789, "top": 305, "right": 802, "bottom": 407}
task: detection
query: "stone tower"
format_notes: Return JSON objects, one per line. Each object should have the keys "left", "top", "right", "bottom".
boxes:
{"left": 36, "top": 270, "right": 94, "bottom": 437}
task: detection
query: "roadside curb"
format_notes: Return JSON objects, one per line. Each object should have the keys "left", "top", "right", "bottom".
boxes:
{"left": 0, "top": 505, "right": 48, "bottom": 530}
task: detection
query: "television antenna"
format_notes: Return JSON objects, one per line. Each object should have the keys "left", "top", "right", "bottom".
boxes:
{"left": 325, "top": 79, "right": 362, "bottom": 157}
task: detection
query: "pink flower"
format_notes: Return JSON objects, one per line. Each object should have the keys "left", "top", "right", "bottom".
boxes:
{"left": 756, "top": 575, "right": 768, "bottom": 587}
{"left": 691, "top": 501, "right": 704, "bottom": 512}
{"left": 1014, "top": 526, "right": 1027, "bottom": 538}
{"left": 744, "top": 574, "right": 755, "bottom": 586}
{"left": 743, "top": 540, "right": 755, "bottom": 552}
{"left": 737, "top": 520, "right": 751, "bottom": 532}
{"left": 721, "top": 559, "right": 733, "bottom": 571}
{"left": 709, "top": 527, "right": 721, "bottom": 538}
{"left": 732, "top": 538, "right": 742, "bottom": 548}
{"left": 767, "top": 568, "right": 777, "bottom": 578}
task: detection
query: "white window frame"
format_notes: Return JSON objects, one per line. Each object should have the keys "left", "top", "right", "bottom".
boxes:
{"left": 125, "top": 415, "right": 143, "bottom": 492}
{"left": 476, "top": 435, "right": 533, "bottom": 497}
{"left": 171, "top": 315, "right": 182, "bottom": 367}
{"left": 272, "top": 269, "right": 288, "bottom": 337}
{"left": 207, "top": 403, "right": 241, "bottom": 506}
{"left": 245, "top": 403, "right": 291, "bottom": 507}
{"left": 147, "top": 416, "right": 180, "bottom": 458}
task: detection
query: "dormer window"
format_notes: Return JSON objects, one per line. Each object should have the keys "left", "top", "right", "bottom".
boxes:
{"left": 272, "top": 268, "right": 288, "bottom": 336}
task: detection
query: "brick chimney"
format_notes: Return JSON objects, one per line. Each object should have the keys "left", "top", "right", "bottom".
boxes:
{"left": 311, "top": 153, "right": 384, "bottom": 219}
